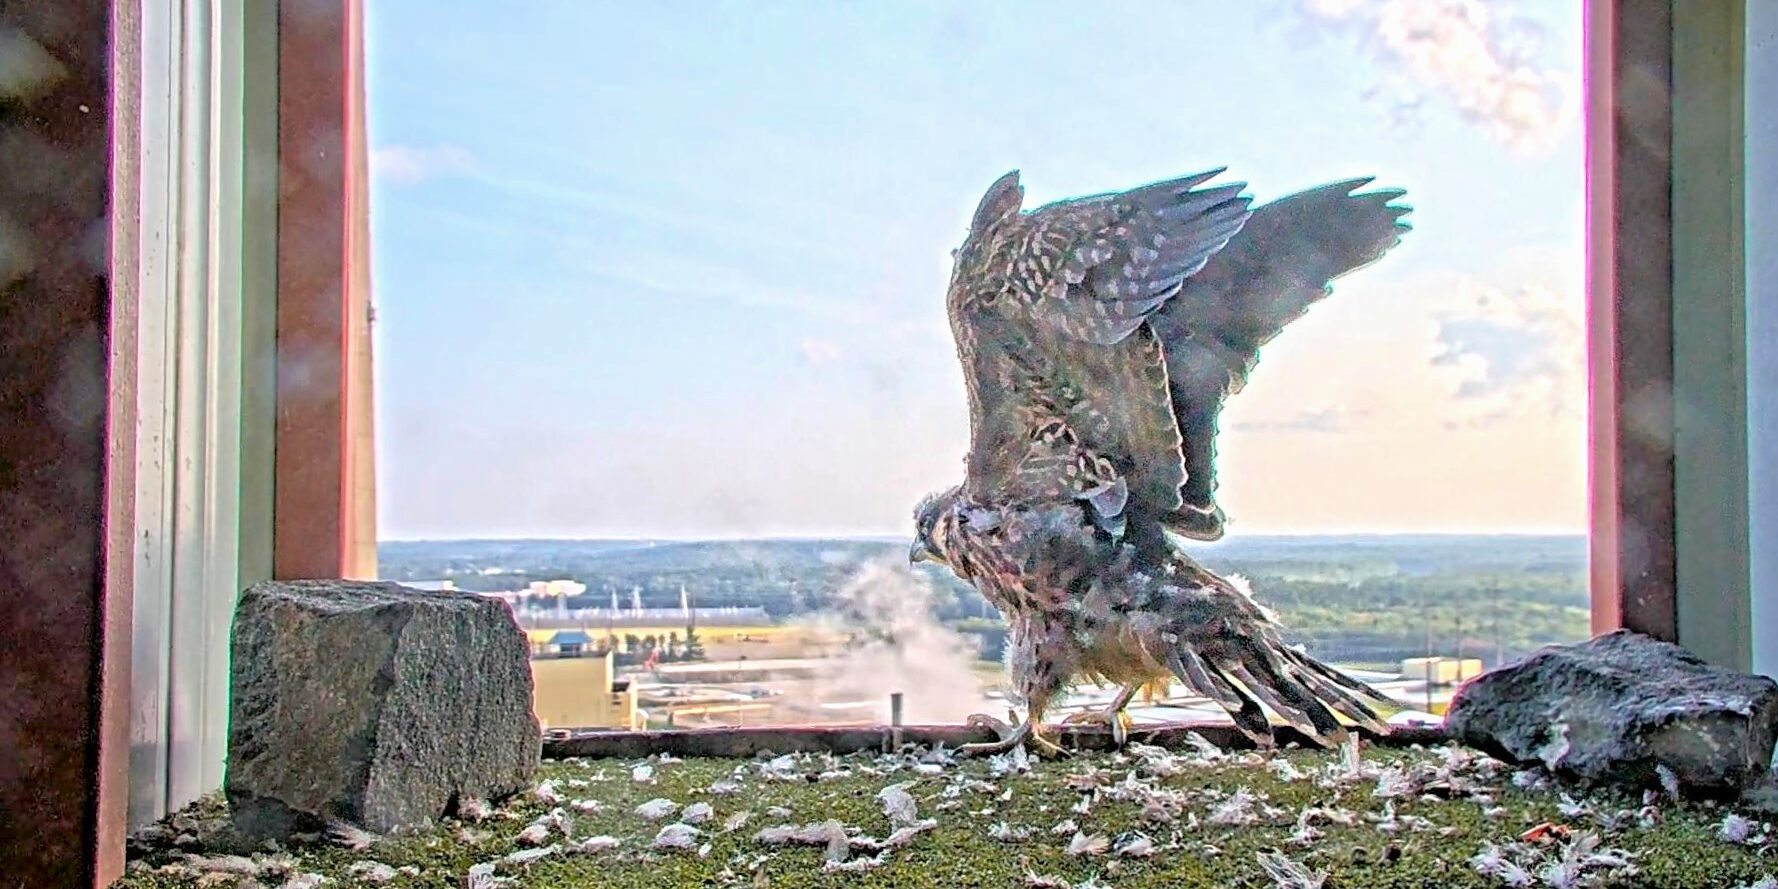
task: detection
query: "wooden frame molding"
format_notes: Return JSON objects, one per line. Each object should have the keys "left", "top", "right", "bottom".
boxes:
{"left": 0, "top": 1, "right": 138, "bottom": 884}
{"left": 1587, "top": 0, "right": 1679, "bottom": 641}
{"left": 274, "top": 0, "right": 374, "bottom": 580}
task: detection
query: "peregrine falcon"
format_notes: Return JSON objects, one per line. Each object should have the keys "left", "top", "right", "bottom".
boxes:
{"left": 910, "top": 168, "right": 1409, "bottom": 755}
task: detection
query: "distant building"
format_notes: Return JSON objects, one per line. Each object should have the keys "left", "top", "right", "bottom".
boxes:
{"left": 401, "top": 579, "right": 457, "bottom": 592}
{"left": 527, "top": 579, "right": 587, "bottom": 598}
{"left": 518, "top": 606, "right": 769, "bottom": 629}
{"left": 1401, "top": 656, "right": 1485, "bottom": 687}
{"left": 530, "top": 645, "right": 641, "bottom": 731}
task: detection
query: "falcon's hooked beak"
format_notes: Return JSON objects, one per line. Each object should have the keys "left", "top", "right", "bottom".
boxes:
{"left": 909, "top": 539, "right": 940, "bottom": 566}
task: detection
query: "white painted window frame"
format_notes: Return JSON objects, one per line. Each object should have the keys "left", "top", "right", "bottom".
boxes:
{"left": 130, "top": 0, "right": 245, "bottom": 828}
{"left": 1748, "top": 1, "right": 1777, "bottom": 682}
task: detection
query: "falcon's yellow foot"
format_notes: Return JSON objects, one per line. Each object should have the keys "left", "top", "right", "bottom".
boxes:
{"left": 959, "top": 712, "right": 1069, "bottom": 758}
{"left": 1062, "top": 707, "right": 1135, "bottom": 748}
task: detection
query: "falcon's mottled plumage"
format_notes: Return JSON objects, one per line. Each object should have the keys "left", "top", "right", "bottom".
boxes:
{"left": 911, "top": 168, "right": 1410, "bottom": 754}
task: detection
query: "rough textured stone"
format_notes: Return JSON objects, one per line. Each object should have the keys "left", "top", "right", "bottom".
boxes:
{"left": 1445, "top": 630, "right": 1778, "bottom": 794}
{"left": 226, "top": 581, "right": 540, "bottom": 838}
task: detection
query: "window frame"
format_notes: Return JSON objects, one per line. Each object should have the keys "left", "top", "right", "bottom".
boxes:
{"left": 16, "top": 0, "right": 1763, "bottom": 882}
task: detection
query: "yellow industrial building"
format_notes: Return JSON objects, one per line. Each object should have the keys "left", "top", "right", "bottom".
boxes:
{"left": 529, "top": 635, "right": 642, "bottom": 731}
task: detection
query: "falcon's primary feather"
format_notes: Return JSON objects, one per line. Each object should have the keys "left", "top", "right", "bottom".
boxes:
{"left": 911, "top": 168, "right": 1410, "bottom": 754}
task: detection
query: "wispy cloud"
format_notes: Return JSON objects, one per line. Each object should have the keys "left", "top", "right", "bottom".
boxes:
{"left": 371, "top": 144, "right": 476, "bottom": 183}
{"left": 1430, "top": 280, "right": 1583, "bottom": 427}
{"left": 1232, "top": 406, "right": 1367, "bottom": 434}
{"left": 798, "top": 338, "right": 843, "bottom": 366}
{"left": 1297, "top": 0, "right": 1577, "bottom": 154}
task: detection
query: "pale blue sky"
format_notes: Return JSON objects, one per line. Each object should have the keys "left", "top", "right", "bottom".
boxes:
{"left": 366, "top": 0, "right": 1586, "bottom": 540}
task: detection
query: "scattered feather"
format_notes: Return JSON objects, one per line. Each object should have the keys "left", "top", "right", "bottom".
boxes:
{"left": 282, "top": 874, "right": 328, "bottom": 889}
{"left": 1470, "top": 842, "right": 1534, "bottom": 887}
{"left": 631, "top": 764, "right": 656, "bottom": 784}
{"left": 534, "top": 780, "right": 564, "bottom": 805}
{"left": 883, "top": 819, "right": 939, "bottom": 848}
{"left": 1373, "top": 765, "right": 1418, "bottom": 800}
{"left": 877, "top": 783, "right": 920, "bottom": 826}
{"left": 822, "top": 851, "right": 889, "bottom": 873}
{"left": 635, "top": 798, "right": 680, "bottom": 821}
{"left": 1270, "top": 757, "right": 1305, "bottom": 782}
{"left": 1257, "top": 850, "right": 1327, "bottom": 889}
{"left": 463, "top": 862, "right": 502, "bottom": 889}
{"left": 571, "top": 835, "right": 620, "bottom": 854}
{"left": 1066, "top": 831, "right": 1110, "bottom": 857}
{"left": 1656, "top": 764, "right": 1681, "bottom": 800}
{"left": 682, "top": 801, "right": 714, "bottom": 825}
{"left": 324, "top": 821, "right": 377, "bottom": 851}
{"left": 1208, "top": 787, "right": 1258, "bottom": 826}
{"left": 1720, "top": 813, "right": 1757, "bottom": 844}
{"left": 653, "top": 823, "right": 701, "bottom": 850}
{"left": 990, "top": 821, "right": 1033, "bottom": 843}
{"left": 1113, "top": 832, "right": 1156, "bottom": 857}
{"left": 501, "top": 845, "right": 561, "bottom": 868}
{"left": 345, "top": 861, "right": 397, "bottom": 884}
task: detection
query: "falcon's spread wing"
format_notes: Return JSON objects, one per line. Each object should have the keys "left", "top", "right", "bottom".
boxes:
{"left": 948, "top": 169, "right": 1253, "bottom": 545}
{"left": 1151, "top": 180, "right": 1412, "bottom": 539}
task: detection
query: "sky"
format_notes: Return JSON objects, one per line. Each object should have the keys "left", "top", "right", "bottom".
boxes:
{"left": 365, "top": 0, "right": 1586, "bottom": 541}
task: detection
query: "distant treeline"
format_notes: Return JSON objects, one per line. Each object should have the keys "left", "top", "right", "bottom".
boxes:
{"left": 380, "top": 535, "right": 1589, "bottom": 667}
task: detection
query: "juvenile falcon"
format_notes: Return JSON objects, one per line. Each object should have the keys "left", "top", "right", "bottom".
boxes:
{"left": 910, "top": 167, "right": 1410, "bottom": 755}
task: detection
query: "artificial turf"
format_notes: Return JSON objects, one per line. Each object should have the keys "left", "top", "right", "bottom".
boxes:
{"left": 118, "top": 740, "right": 1776, "bottom": 888}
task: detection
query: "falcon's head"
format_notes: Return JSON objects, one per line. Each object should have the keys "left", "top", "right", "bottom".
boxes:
{"left": 909, "top": 485, "right": 964, "bottom": 573}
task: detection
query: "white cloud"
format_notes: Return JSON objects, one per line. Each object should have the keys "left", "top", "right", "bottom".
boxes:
{"left": 1298, "top": 0, "right": 1577, "bottom": 154}
{"left": 1231, "top": 405, "right": 1367, "bottom": 434}
{"left": 1430, "top": 280, "right": 1584, "bottom": 427}
{"left": 798, "top": 337, "right": 843, "bottom": 366}
{"left": 371, "top": 144, "right": 476, "bottom": 184}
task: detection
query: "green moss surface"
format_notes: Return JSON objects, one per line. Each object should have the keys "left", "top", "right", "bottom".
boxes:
{"left": 118, "top": 744, "right": 1775, "bottom": 888}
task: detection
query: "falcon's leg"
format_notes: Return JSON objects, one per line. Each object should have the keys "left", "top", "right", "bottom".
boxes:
{"left": 1062, "top": 683, "right": 1142, "bottom": 747}
{"left": 963, "top": 632, "right": 1069, "bottom": 757}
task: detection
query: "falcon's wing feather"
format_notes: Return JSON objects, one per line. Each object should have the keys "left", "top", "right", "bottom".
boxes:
{"left": 1013, "top": 170, "right": 1253, "bottom": 345}
{"left": 1149, "top": 179, "right": 1412, "bottom": 540}
{"left": 949, "top": 170, "right": 1255, "bottom": 542}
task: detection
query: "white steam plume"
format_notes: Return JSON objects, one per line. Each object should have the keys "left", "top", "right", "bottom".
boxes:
{"left": 792, "top": 560, "right": 988, "bottom": 725}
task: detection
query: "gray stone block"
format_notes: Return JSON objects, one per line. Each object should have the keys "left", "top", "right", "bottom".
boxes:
{"left": 1445, "top": 630, "right": 1778, "bottom": 794}
{"left": 226, "top": 580, "right": 540, "bottom": 838}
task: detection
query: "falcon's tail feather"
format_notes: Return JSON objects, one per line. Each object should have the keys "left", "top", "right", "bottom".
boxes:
{"left": 1165, "top": 631, "right": 1395, "bottom": 748}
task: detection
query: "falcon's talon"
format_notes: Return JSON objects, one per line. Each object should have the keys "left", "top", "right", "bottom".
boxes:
{"left": 1027, "top": 729, "right": 1070, "bottom": 759}
{"left": 965, "top": 712, "right": 1016, "bottom": 741}
{"left": 1061, "top": 708, "right": 1135, "bottom": 748}
{"left": 959, "top": 718, "right": 1032, "bottom": 757}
